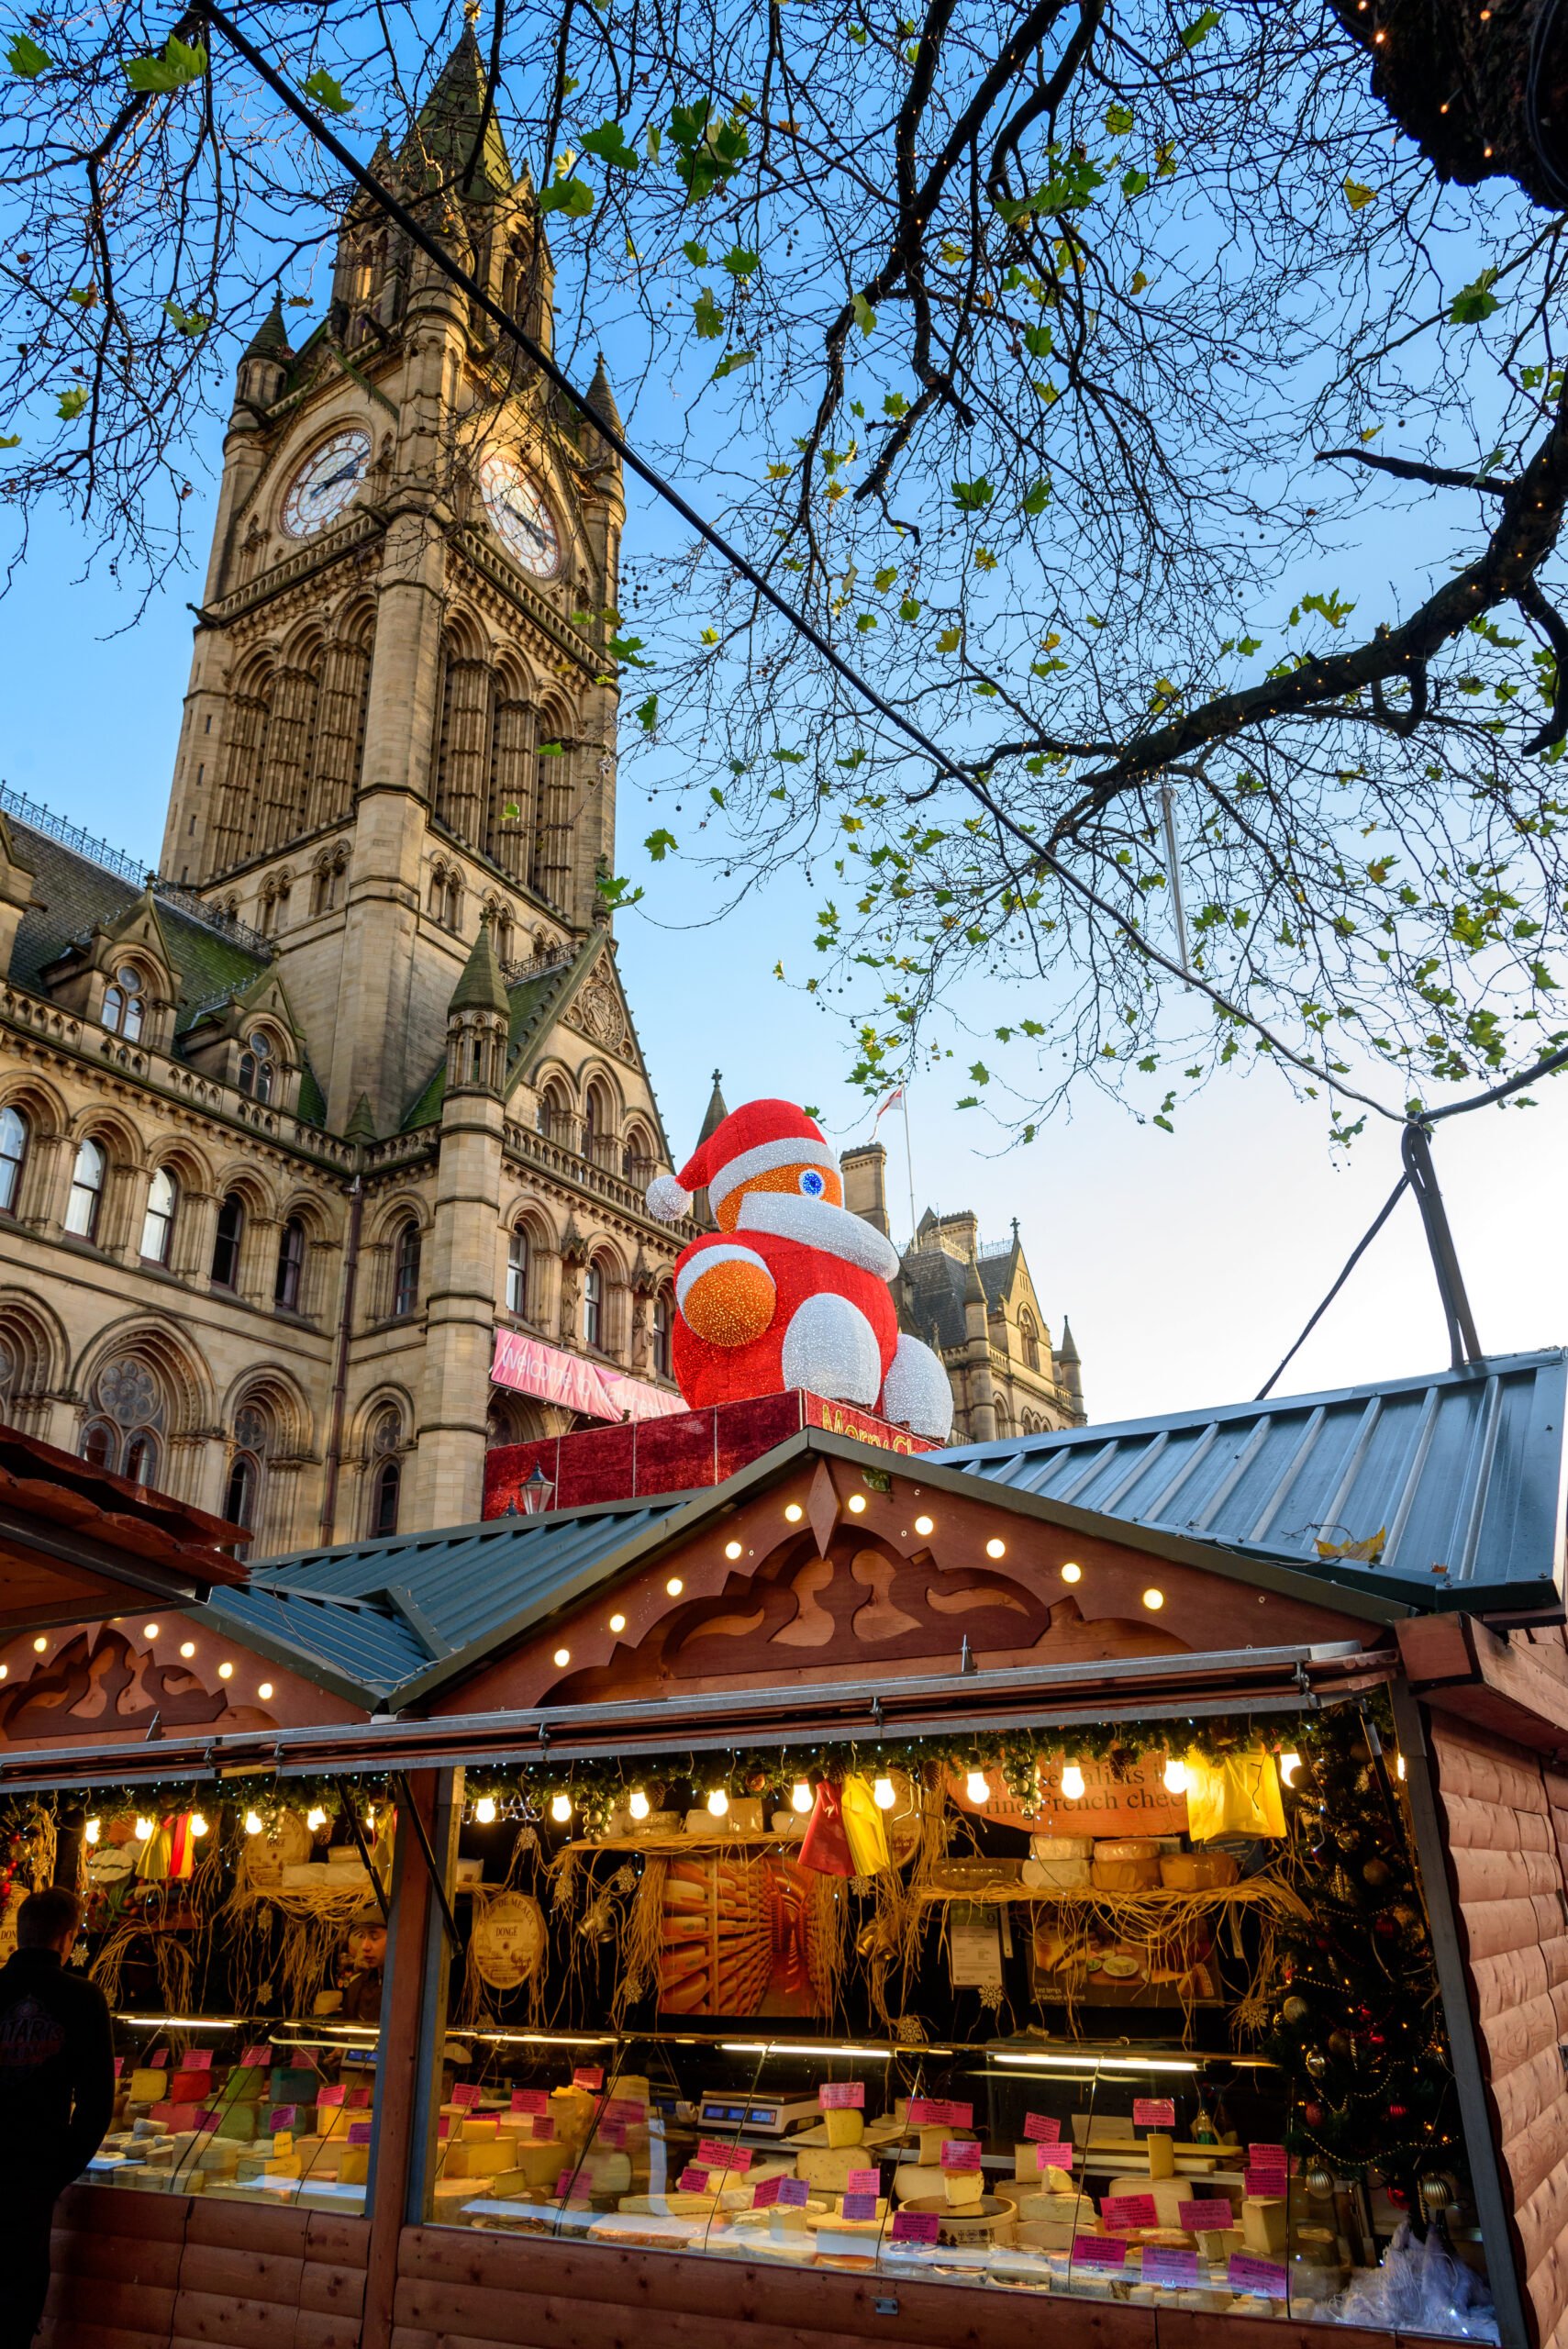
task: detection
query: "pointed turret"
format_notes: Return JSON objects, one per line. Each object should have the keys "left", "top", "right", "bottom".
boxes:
{"left": 692, "top": 1068, "right": 728, "bottom": 1230}
{"left": 449, "top": 912, "right": 509, "bottom": 1018}
{"left": 236, "top": 296, "right": 293, "bottom": 411}
{"left": 1058, "top": 1313, "right": 1084, "bottom": 1419}
{"left": 345, "top": 1091, "right": 378, "bottom": 1144}
{"left": 584, "top": 352, "right": 623, "bottom": 438}
{"left": 244, "top": 297, "right": 292, "bottom": 362}
{"left": 401, "top": 18, "right": 515, "bottom": 199}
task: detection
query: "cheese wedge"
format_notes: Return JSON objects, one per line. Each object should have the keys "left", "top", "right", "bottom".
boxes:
{"left": 580, "top": 2149, "right": 632, "bottom": 2194}
{"left": 1241, "top": 2197, "right": 1288, "bottom": 2257}
{"left": 795, "top": 2144, "right": 868, "bottom": 2195}
{"left": 943, "top": 2167, "right": 984, "bottom": 2209}
{"left": 822, "top": 2109, "right": 864, "bottom": 2150}
{"left": 1147, "top": 2133, "right": 1174, "bottom": 2180}
{"left": 338, "top": 2145, "right": 371, "bottom": 2187}
{"left": 128, "top": 2070, "right": 166, "bottom": 2104}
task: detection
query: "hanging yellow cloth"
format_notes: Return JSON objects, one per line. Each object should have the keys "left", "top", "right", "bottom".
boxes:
{"left": 1184, "top": 1749, "right": 1285, "bottom": 1841}
{"left": 840, "top": 1776, "right": 892, "bottom": 1876}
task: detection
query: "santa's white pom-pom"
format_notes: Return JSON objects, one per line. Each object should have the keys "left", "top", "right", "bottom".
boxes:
{"left": 646, "top": 1173, "right": 693, "bottom": 1221}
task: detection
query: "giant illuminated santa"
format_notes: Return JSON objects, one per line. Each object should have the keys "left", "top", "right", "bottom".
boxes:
{"left": 647, "top": 1097, "right": 953, "bottom": 1439}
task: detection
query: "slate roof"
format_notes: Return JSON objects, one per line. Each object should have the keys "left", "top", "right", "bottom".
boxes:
{"left": 400, "top": 24, "right": 515, "bottom": 199}
{"left": 896, "top": 1237, "right": 1017, "bottom": 1354}
{"left": 935, "top": 1349, "right": 1568, "bottom": 1613}
{"left": 402, "top": 932, "right": 649, "bottom": 1133}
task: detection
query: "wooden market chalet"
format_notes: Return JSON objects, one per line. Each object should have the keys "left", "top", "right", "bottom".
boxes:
{"left": 3, "top": 1351, "right": 1568, "bottom": 2349}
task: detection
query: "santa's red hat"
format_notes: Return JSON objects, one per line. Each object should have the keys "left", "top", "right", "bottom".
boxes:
{"left": 646, "top": 1098, "right": 838, "bottom": 1222}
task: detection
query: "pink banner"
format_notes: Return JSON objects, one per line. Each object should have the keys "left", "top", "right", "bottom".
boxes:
{"left": 490, "top": 1329, "right": 685, "bottom": 1423}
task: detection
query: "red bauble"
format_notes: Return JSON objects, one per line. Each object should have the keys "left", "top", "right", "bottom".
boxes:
{"left": 1386, "top": 2185, "right": 1409, "bottom": 2207}
{"left": 1388, "top": 2102, "right": 1408, "bottom": 2121}
{"left": 1304, "top": 2101, "right": 1325, "bottom": 2128}
{"left": 1374, "top": 1915, "right": 1398, "bottom": 1939}
{"left": 1367, "top": 2029, "right": 1386, "bottom": 2051}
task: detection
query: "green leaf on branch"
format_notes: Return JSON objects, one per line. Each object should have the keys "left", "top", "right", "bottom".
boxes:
{"left": 636, "top": 695, "right": 659, "bottom": 731}
{"left": 162, "top": 298, "right": 210, "bottom": 336}
{"left": 582, "top": 119, "right": 641, "bottom": 170}
{"left": 1120, "top": 167, "right": 1150, "bottom": 199}
{"left": 1450, "top": 270, "right": 1500, "bottom": 325}
{"left": 851, "top": 291, "right": 876, "bottom": 339}
{"left": 538, "top": 174, "right": 595, "bottom": 217}
{"left": 0, "top": 433, "right": 19, "bottom": 449}
{"left": 56, "top": 384, "right": 87, "bottom": 420}
{"left": 682, "top": 239, "right": 708, "bottom": 265}
{"left": 66, "top": 285, "right": 98, "bottom": 308}
{"left": 302, "top": 67, "right": 352, "bottom": 113}
{"left": 1179, "top": 8, "right": 1222, "bottom": 47}
{"left": 1105, "top": 102, "right": 1134, "bottom": 135}
{"left": 1342, "top": 175, "right": 1375, "bottom": 210}
{"left": 1022, "top": 323, "right": 1054, "bottom": 360}
{"left": 712, "top": 347, "right": 755, "bottom": 378}
{"left": 1023, "top": 479, "right": 1051, "bottom": 515}
{"left": 667, "top": 98, "right": 751, "bottom": 201}
{"left": 692, "top": 287, "right": 725, "bottom": 339}
{"left": 6, "top": 32, "right": 50, "bottom": 76}
{"left": 539, "top": 740, "right": 564, "bottom": 755}
{"left": 606, "top": 634, "right": 651, "bottom": 666}
{"left": 124, "top": 35, "right": 207, "bottom": 90}
{"left": 644, "top": 829, "right": 678, "bottom": 861}
{"left": 721, "top": 245, "right": 759, "bottom": 277}
{"left": 951, "top": 476, "right": 994, "bottom": 511}
{"left": 937, "top": 625, "right": 962, "bottom": 652}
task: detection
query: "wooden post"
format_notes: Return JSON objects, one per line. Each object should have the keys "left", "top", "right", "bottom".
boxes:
{"left": 360, "top": 1764, "right": 461, "bottom": 2349}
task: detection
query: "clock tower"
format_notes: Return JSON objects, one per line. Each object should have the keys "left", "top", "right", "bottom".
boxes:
{"left": 161, "top": 27, "right": 625, "bottom": 1133}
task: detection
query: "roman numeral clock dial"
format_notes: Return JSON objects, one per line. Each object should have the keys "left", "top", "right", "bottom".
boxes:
{"left": 479, "top": 453, "right": 561, "bottom": 577}
{"left": 280, "top": 427, "right": 373, "bottom": 537}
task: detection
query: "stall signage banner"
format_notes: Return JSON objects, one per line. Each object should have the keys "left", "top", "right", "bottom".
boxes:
{"left": 1144, "top": 2247, "right": 1200, "bottom": 2288}
{"left": 451, "top": 2084, "right": 482, "bottom": 2109}
{"left": 113, "top": 2058, "right": 124, "bottom": 2078}
{"left": 1132, "top": 2098, "right": 1175, "bottom": 2127}
{"left": 1073, "top": 2236, "right": 1127, "bottom": 2270}
{"left": 845, "top": 2168, "right": 880, "bottom": 2197}
{"left": 774, "top": 2176, "right": 808, "bottom": 2209}
{"left": 573, "top": 2065, "right": 606, "bottom": 2091}
{"left": 1229, "top": 2254, "right": 1288, "bottom": 2299}
{"left": 940, "top": 2139, "right": 982, "bottom": 2170}
{"left": 150, "top": 2050, "right": 168, "bottom": 2068}
{"left": 272, "top": 2104, "right": 299, "bottom": 2130}
{"left": 752, "top": 2176, "right": 785, "bottom": 2209}
{"left": 951, "top": 1751, "right": 1188, "bottom": 1837}
{"left": 348, "top": 2087, "right": 373, "bottom": 2108}
{"left": 491, "top": 1330, "right": 687, "bottom": 1424}
{"left": 1024, "top": 2112, "right": 1061, "bottom": 2143}
{"left": 698, "top": 2138, "right": 751, "bottom": 2171}
{"left": 598, "top": 2121, "right": 627, "bottom": 2149}
{"left": 510, "top": 2089, "right": 550, "bottom": 2116}
{"left": 819, "top": 2081, "right": 864, "bottom": 2110}
{"left": 1102, "top": 2193, "right": 1158, "bottom": 2231}
{"left": 891, "top": 2210, "right": 940, "bottom": 2243}
{"left": 1179, "top": 2199, "right": 1235, "bottom": 2231}
{"left": 841, "top": 2193, "right": 878, "bottom": 2222}
{"left": 196, "top": 2110, "right": 217, "bottom": 2130}
{"left": 1036, "top": 2143, "right": 1074, "bottom": 2172}
{"left": 317, "top": 2086, "right": 346, "bottom": 2109}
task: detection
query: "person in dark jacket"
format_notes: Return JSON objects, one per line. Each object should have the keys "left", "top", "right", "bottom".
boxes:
{"left": 0, "top": 1886, "right": 114, "bottom": 2349}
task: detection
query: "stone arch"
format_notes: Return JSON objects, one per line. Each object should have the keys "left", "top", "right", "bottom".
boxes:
{"left": 220, "top": 1364, "right": 314, "bottom": 1554}
{"left": 212, "top": 647, "right": 276, "bottom": 870}
{"left": 532, "top": 1062, "right": 575, "bottom": 1144}
{"left": 582, "top": 1236, "right": 628, "bottom": 1357}
{"left": 580, "top": 1063, "right": 621, "bottom": 1166}
{"left": 72, "top": 1318, "right": 215, "bottom": 1497}
{"left": 500, "top": 1197, "right": 555, "bottom": 1320}
{"left": 0, "top": 1289, "right": 67, "bottom": 1433}
{"left": 486, "top": 654, "right": 535, "bottom": 876}
{"left": 0, "top": 1074, "right": 66, "bottom": 1227}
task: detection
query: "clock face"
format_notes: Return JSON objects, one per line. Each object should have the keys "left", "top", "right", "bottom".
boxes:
{"left": 479, "top": 453, "right": 561, "bottom": 577}
{"left": 280, "top": 428, "right": 373, "bottom": 538}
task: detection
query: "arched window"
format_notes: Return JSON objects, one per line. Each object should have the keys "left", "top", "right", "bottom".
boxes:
{"left": 140, "top": 1166, "right": 177, "bottom": 1265}
{"left": 583, "top": 1086, "right": 610, "bottom": 1163}
{"left": 79, "top": 1355, "right": 166, "bottom": 1483}
{"left": 494, "top": 907, "right": 513, "bottom": 963}
{"left": 392, "top": 1219, "right": 421, "bottom": 1317}
{"left": 211, "top": 1192, "right": 244, "bottom": 1289}
{"left": 0, "top": 1106, "right": 28, "bottom": 1216}
{"left": 238, "top": 1031, "right": 274, "bottom": 1102}
{"left": 225, "top": 1451, "right": 257, "bottom": 1532}
{"left": 102, "top": 965, "right": 147, "bottom": 1041}
{"left": 369, "top": 1406, "right": 402, "bottom": 1537}
{"left": 536, "top": 1082, "right": 570, "bottom": 1143}
{"left": 506, "top": 1225, "right": 529, "bottom": 1318}
{"left": 274, "top": 1215, "right": 306, "bottom": 1311}
{"left": 1019, "top": 1310, "right": 1040, "bottom": 1373}
{"left": 224, "top": 1401, "right": 270, "bottom": 1551}
{"left": 428, "top": 863, "right": 447, "bottom": 918}
{"left": 622, "top": 1125, "right": 655, "bottom": 1185}
{"left": 65, "top": 1139, "right": 106, "bottom": 1241}
{"left": 652, "top": 1290, "right": 672, "bottom": 1380}
{"left": 583, "top": 1262, "right": 603, "bottom": 1352}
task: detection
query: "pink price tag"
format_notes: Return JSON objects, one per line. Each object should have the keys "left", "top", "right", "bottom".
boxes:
{"left": 1102, "top": 2193, "right": 1158, "bottom": 2232}
{"left": 185, "top": 2047, "right": 215, "bottom": 2072}
{"left": 775, "top": 2176, "right": 809, "bottom": 2209}
{"left": 1246, "top": 2168, "right": 1288, "bottom": 2199}
{"left": 891, "top": 2210, "right": 940, "bottom": 2243}
{"left": 1073, "top": 2236, "right": 1127, "bottom": 2271}
{"left": 1229, "top": 2254, "right": 1289, "bottom": 2299}
{"left": 698, "top": 2138, "right": 752, "bottom": 2172}
{"left": 845, "top": 2168, "right": 880, "bottom": 2196}
{"left": 196, "top": 2110, "right": 217, "bottom": 2130}
{"left": 841, "top": 2193, "right": 878, "bottom": 2222}
{"left": 150, "top": 2050, "right": 169, "bottom": 2069}
{"left": 437, "top": 2118, "right": 451, "bottom": 2141}
{"left": 529, "top": 2116, "right": 557, "bottom": 2143}
{"left": 240, "top": 2046, "right": 272, "bottom": 2068}
{"left": 906, "top": 2098, "right": 940, "bottom": 2126}
{"left": 317, "top": 2086, "right": 346, "bottom": 2109}
{"left": 113, "top": 2058, "right": 125, "bottom": 2078}
{"left": 598, "top": 2121, "right": 627, "bottom": 2150}
{"left": 940, "top": 2138, "right": 982, "bottom": 2171}
{"left": 677, "top": 2166, "right": 711, "bottom": 2194}
{"left": 1133, "top": 2098, "right": 1175, "bottom": 2128}
{"left": 451, "top": 2083, "right": 482, "bottom": 2110}
{"left": 573, "top": 2066, "right": 605, "bottom": 2092}
{"left": 605, "top": 2098, "right": 645, "bottom": 2125}
{"left": 272, "top": 2104, "right": 299, "bottom": 2130}
{"left": 818, "top": 2081, "right": 865, "bottom": 2110}
{"left": 1179, "top": 2199, "right": 1235, "bottom": 2231}
{"left": 751, "top": 2176, "right": 784, "bottom": 2209}
{"left": 1143, "top": 2246, "right": 1199, "bottom": 2288}
{"left": 348, "top": 2087, "right": 373, "bottom": 2109}
{"left": 1036, "top": 2143, "right": 1074, "bottom": 2172}
{"left": 348, "top": 2121, "right": 373, "bottom": 2147}
{"left": 1024, "top": 2112, "right": 1062, "bottom": 2143}
{"left": 510, "top": 2088, "right": 550, "bottom": 2116}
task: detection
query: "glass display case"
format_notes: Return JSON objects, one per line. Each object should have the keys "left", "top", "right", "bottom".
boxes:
{"left": 422, "top": 2029, "right": 1484, "bottom": 2319}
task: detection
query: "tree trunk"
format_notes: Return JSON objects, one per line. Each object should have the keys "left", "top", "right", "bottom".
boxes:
{"left": 1326, "top": 0, "right": 1568, "bottom": 208}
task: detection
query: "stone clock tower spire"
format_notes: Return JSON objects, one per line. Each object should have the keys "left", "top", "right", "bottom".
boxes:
{"left": 161, "top": 28, "right": 625, "bottom": 1131}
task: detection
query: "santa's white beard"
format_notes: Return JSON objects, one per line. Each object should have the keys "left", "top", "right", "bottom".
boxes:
{"left": 736, "top": 1189, "right": 901, "bottom": 1280}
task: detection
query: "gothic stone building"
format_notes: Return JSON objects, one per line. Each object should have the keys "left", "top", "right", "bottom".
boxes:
{"left": 0, "top": 34, "right": 1085, "bottom": 1550}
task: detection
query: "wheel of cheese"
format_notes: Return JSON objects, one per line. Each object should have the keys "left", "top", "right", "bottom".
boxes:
{"left": 240, "top": 1809, "right": 312, "bottom": 1888}
{"left": 1092, "top": 1839, "right": 1158, "bottom": 1860}
{"left": 1159, "top": 1851, "right": 1240, "bottom": 1890}
{"left": 1029, "top": 1835, "right": 1093, "bottom": 1860}
{"left": 470, "top": 1891, "right": 547, "bottom": 1990}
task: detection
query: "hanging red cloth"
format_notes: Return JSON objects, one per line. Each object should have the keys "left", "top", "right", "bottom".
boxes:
{"left": 798, "top": 1780, "right": 855, "bottom": 1876}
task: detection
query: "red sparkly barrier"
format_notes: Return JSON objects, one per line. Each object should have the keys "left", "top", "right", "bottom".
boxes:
{"left": 482, "top": 1389, "right": 934, "bottom": 1517}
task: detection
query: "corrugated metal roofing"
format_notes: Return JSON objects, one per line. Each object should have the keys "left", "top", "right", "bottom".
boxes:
{"left": 196, "top": 1584, "right": 430, "bottom": 1702}
{"left": 935, "top": 1350, "right": 1568, "bottom": 1607}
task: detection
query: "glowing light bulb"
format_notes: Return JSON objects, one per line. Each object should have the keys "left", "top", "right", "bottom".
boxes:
{"left": 724, "top": 1540, "right": 743, "bottom": 1560}
{"left": 190, "top": 1814, "right": 209, "bottom": 1838}
{"left": 1141, "top": 1587, "right": 1164, "bottom": 1611}
{"left": 609, "top": 1614, "right": 627, "bottom": 1634}
{"left": 914, "top": 1515, "right": 934, "bottom": 1536}
{"left": 134, "top": 1816, "right": 154, "bottom": 1842}
{"left": 965, "top": 1769, "right": 990, "bottom": 1804}
{"left": 142, "top": 1622, "right": 161, "bottom": 1640}
{"left": 706, "top": 1787, "right": 729, "bottom": 1817}
{"left": 848, "top": 1493, "right": 867, "bottom": 1514}
{"left": 553, "top": 1647, "right": 571, "bottom": 1668}
{"left": 217, "top": 1662, "right": 234, "bottom": 1680}
{"left": 550, "top": 1792, "right": 573, "bottom": 1824}
{"left": 791, "top": 1781, "right": 813, "bottom": 1814}
{"left": 244, "top": 1810, "right": 263, "bottom": 1836}
{"left": 666, "top": 1576, "right": 684, "bottom": 1597}
{"left": 179, "top": 1641, "right": 195, "bottom": 1659}
{"left": 1279, "top": 1752, "right": 1301, "bottom": 1787}
{"left": 474, "top": 1796, "right": 497, "bottom": 1825}
{"left": 1396, "top": 1753, "right": 1407, "bottom": 1782}
{"left": 873, "top": 1776, "right": 896, "bottom": 1810}
{"left": 1060, "top": 1561, "right": 1082, "bottom": 1584}
{"left": 628, "top": 1789, "right": 650, "bottom": 1820}
{"left": 32, "top": 1636, "right": 47, "bottom": 1653}
{"left": 84, "top": 1817, "right": 101, "bottom": 1845}
{"left": 784, "top": 1503, "right": 804, "bottom": 1523}
{"left": 258, "top": 1682, "right": 274, "bottom": 1700}
{"left": 985, "top": 1537, "right": 1006, "bottom": 1559}
{"left": 1162, "top": 1757, "right": 1188, "bottom": 1796}
{"left": 1061, "top": 1763, "right": 1086, "bottom": 1801}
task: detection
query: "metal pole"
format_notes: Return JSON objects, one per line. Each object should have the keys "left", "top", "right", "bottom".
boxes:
{"left": 1400, "top": 1123, "right": 1483, "bottom": 1370}
{"left": 1161, "top": 784, "right": 1190, "bottom": 973}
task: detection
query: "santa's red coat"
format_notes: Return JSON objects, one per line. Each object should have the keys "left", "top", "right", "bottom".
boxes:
{"left": 672, "top": 1223, "right": 899, "bottom": 1410}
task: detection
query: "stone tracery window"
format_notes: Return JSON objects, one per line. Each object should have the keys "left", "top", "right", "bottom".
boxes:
{"left": 652, "top": 1289, "right": 672, "bottom": 1380}
{"left": 238, "top": 1030, "right": 275, "bottom": 1102}
{"left": 368, "top": 1405, "right": 402, "bottom": 1537}
{"left": 80, "top": 1355, "right": 167, "bottom": 1486}
{"left": 211, "top": 1191, "right": 245, "bottom": 1289}
{"left": 224, "top": 1400, "right": 271, "bottom": 1548}
{"left": 392, "top": 1217, "right": 422, "bottom": 1317}
{"left": 103, "top": 964, "right": 147, "bottom": 1041}
{"left": 506, "top": 1224, "right": 529, "bottom": 1318}
{"left": 1019, "top": 1308, "right": 1040, "bottom": 1373}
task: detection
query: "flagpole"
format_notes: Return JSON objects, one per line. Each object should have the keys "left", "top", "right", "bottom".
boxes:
{"left": 901, "top": 1085, "right": 917, "bottom": 1245}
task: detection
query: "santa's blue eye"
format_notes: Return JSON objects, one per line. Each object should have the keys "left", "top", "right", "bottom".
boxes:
{"left": 799, "top": 1168, "right": 825, "bottom": 1196}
